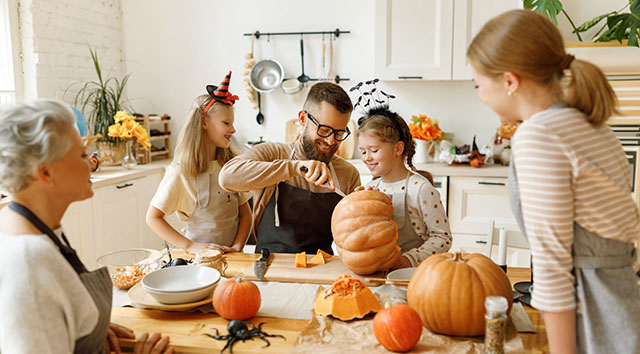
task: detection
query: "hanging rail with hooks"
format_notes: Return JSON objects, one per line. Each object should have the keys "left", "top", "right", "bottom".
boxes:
{"left": 243, "top": 28, "right": 351, "bottom": 83}
{"left": 243, "top": 28, "right": 350, "bottom": 39}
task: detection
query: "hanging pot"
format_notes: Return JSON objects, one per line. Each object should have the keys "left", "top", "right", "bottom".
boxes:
{"left": 249, "top": 59, "right": 284, "bottom": 93}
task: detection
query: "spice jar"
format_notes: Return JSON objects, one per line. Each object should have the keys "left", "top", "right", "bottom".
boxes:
{"left": 484, "top": 295, "right": 508, "bottom": 354}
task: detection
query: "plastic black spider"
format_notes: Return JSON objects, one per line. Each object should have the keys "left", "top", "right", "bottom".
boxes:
{"left": 204, "top": 319, "right": 285, "bottom": 353}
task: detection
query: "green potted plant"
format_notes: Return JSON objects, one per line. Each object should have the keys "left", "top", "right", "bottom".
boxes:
{"left": 524, "top": 0, "right": 640, "bottom": 47}
{"left": 69, "top": 48, "right": 132, "bottom": 164}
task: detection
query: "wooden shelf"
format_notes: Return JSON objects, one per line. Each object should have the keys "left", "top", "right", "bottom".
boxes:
{"left": 135, "top": 115, "right": 171, "bottom": 163}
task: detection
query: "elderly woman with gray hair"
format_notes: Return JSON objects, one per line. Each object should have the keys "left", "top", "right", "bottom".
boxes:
{"left": 0, "top": 99, "right": 173, "bottom": 354}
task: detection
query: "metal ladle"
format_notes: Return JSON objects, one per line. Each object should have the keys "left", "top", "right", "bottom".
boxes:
{"left": 256, "top": 92, "right": 264, "bottom": 125}
{"left": 297, "top": 38, "right": 310, "bottom": 84}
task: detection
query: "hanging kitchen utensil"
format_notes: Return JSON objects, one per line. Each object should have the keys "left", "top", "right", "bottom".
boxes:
{"left": 297, "top": 37, "right": 310, "bottom": 84}
{"left": 249, "top": 36, "right": 284, "bottom": 93}
{"left": 321, "top": 34, "right": 326, "bottom": 80}
{"left": 256, "top": 92, "right": 264, "bottom": 125}
{"left": 327, "top": 34, "right": 336, "bottom": 83}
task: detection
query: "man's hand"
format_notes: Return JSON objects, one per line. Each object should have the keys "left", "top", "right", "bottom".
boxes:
{"left": 298, "top": 160, "right": 335, "bottom": 190}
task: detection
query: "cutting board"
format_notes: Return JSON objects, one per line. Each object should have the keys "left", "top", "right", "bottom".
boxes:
{"left": 231, "top": 252, "right": 385, "bottom": 285}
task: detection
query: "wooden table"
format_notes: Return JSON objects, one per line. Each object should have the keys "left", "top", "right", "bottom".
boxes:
{"left": 112, "top": 253, "right": 548, "bottom": 353}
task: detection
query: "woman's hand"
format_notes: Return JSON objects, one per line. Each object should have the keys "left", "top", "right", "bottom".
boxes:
{"left": 390, "top": 256, "right": 412, "bottom": 270}
{"left": 133, "top": 332, "right": 174, "bottom": 354}
{"left": 105, "top": 323, "right": 135, "bottom": 354}
{"left": 185, "top": 241, "right": 232, "bottom": 254}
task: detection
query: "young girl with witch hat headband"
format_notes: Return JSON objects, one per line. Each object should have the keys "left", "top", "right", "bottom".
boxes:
{"left": 146, "top": 71, "right": 252, "bottom": 254}
{"left": 354, "top": 80, "right": 452, "bottom": 270}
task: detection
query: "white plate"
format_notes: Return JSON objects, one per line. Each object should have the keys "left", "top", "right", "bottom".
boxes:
{"left": 142, "top": 265, "right": 220, "bottom": 293}
{"left": 387, "top": 267, "right": 418, "bottom": 298}
{"left": 127, "top": 282, "right": 213, "bottom": 311}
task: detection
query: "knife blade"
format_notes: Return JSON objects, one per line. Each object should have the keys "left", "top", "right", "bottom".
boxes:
{"left": 254, "top": 248, "right": 270, "bottom": 280}
{"left": 299, "top": 166, "right": 346, "bottom": 197}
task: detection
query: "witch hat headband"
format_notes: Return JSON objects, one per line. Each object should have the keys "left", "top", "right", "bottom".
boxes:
{"left": 204, "top": 71, "right": 239, "bottom": 113}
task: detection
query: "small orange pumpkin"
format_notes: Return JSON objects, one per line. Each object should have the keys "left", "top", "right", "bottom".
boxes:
{"left": 373, "top": 304, "right": 423, "bottom": 352}
{"left": 213, "top": 278, "right": 261, "bottom": 320}
{"left": 315, "top": 274, "right": 381, "bottom": 320}
{"left": 407, "top": 252, "right": 513, "bottom": 336}
{"left": 331, "top": 190, "right": 401, "bottom": 275}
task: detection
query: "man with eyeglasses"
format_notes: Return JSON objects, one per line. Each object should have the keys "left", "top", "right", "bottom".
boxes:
{"left": 220, "top": 82, "right": 361, "bottom": 255}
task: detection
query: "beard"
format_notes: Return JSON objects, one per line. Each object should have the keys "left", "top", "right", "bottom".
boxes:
{"left": 301, "top": 130, "right": 339, "bottom": 164}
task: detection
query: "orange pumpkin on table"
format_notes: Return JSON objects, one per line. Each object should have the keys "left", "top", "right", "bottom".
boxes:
{"left": 373, "top": 304, "right": 423, "bottom": 352}
{"left": 331, "top": 190, "right": 401, "bottom": 275}
{"left": 407, "top": 252, "right": 513, "bottom": 336}
{"left": 212, "top": 278, "right": 261, "bottom": 320}
{"left": 315, "top": 274, "right": 381, "bottom": 320}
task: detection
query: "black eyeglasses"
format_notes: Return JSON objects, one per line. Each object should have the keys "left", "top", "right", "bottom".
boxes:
{"left": 305, "top": 111, "right": 351, "bottom": 141}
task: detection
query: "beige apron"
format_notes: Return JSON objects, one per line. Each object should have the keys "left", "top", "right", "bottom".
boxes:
{"left": 374, "top": 172, "right": 423, "bottom": 253}
{"left": 185, "top": 163, "right": 239, "bottom": 246}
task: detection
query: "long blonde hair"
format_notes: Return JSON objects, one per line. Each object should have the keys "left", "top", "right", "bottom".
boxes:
{"left": 173, "top": 94, "right": 236, "bottom": 177}
{"left": 467, "top": 9, "right": 617, "bottom": 127}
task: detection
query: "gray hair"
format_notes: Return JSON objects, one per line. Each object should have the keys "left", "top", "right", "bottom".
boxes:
{"left": 0, "top": 99, "right": 76, "bottom": 193}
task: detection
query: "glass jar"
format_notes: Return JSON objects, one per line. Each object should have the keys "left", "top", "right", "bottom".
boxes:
{"left": 484, "top": 296, "right": 508, "bottom": 354}
{"left": 121, "top": 138, "right": 137, "bottom": 170}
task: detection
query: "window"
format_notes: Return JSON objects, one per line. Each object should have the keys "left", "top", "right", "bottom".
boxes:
{"left": 0, "top": 0, "right": 17, "bottom": 105}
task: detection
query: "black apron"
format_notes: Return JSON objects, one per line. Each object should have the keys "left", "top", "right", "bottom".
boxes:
{"left": 9, "top": 202, "right": 112, "bottom": 354}
{"left": 255, "top": 181, "right": 342, "bottom": 255}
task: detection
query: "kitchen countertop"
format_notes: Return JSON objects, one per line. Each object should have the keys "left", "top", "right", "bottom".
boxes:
{"left": 0, "top": 160, "right": 171, "bottom": 208}
{"left": 112, "top": 252, "right": 547, "bottom": 353}
{"left": 347, "top": 159, "right": 510, "bottom": 178}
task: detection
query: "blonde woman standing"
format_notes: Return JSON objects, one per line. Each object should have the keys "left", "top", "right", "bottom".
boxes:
{"left": 146, "top": 72, "right": 251, "bottom": 254}
{"left": 467, "top": 9, "right": 640, "bottom": 354}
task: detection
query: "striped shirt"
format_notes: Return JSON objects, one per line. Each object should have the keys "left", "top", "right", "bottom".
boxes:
{"left": 512, "top": 106, "right": 640, "bottom": 312}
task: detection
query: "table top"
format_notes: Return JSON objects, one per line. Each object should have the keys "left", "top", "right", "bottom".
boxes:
{"left": 112, "top": 253, "right": 547, "bottom": 353}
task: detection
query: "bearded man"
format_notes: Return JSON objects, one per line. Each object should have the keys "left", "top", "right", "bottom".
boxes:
{"left": 219, "top": 82, "right": 361, "bottom": 254}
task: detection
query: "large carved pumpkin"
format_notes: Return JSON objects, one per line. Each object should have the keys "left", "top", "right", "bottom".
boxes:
{"left": 407, "top": 252, "right": 513, "bottom": 336}
{"left": 331, "top": 190, "right": 401, "bottom": 275}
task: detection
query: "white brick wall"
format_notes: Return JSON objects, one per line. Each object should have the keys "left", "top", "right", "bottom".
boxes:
{"left": 17, "top": 0, "right": 125, "bottom": 102}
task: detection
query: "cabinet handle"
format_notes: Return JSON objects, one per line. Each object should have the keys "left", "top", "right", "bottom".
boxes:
{"left": 476, "top": 240, "right": 487, "bottom": 244}
{"left": 398, "top": 76, "right": 423, "bottom": 80}
{"left": 478, "top": 181, "right": 506, "bottom": 186}
{"left": 116, "top": 183, "right": 133, "bottom": 189}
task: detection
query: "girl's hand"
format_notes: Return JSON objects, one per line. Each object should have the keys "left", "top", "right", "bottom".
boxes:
{"left": 134, "top": 332, "right": 174, "bottom": 354}
{"left": 105, "top": 323, "right": 135, "bottom": 354}
{"left": 390, "top": 256, "right": 412, "bottom": 270}
{"left": 185, "top": 242, "right": 232, "bottom": 254}
{"left": 298, "top": 160, "right": 335, "bottom": 190}
{"left": 353, "top": 186, "right": 376, "bottom": 192}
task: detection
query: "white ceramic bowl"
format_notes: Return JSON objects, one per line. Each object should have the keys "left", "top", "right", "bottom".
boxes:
{"left": 142, "top": 265, "right": 221, "bottom": 304}
{"left": 96, "top": 248, "right": 163, "bottom": 290}
{"left": 387, "top": 267, "right": 418, "bottom": 298}
{"left": 281, "top": 79, "right": 302, "bottom": 94}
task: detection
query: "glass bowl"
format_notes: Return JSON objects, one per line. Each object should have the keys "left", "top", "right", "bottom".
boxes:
{"left": 96, "top": 248, "right": 163, "bottom": 290}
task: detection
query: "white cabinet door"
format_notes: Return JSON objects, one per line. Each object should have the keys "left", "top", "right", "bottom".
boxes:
{"left": 136, "top": 171, "right": 164, "bottom": 250}
{"left": 374, "top": 0, "right": 454, "bottom": 80}
{"left": 92, "top": 177, "right": 146, "bottom": 267}
{"left": 61, "top": 198, "right": 94, "bottom": 267}
{"left": 449, "top": 176, "right": 515, "bottom": 233}
{"left": 452, "top": 0, "right": 522, "bottom": 80}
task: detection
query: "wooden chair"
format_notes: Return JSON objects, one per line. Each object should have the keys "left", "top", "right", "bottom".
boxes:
{"left": 485, "top": 220, "right": 530, "bottom": 267}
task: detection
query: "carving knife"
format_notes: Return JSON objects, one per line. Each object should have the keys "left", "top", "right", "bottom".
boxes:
{"left": 254, "top": 248, "right": 270, "bottom": 280}
{"left": 299, "top": 166, "right": 346, "bottom": 197}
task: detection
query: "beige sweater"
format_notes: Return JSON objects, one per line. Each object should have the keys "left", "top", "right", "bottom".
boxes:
{"left": 513, "top": 107, "right": 640, "bottom": 312}
{"left": 219, "top": 140, "right": 361, "bottom": 239}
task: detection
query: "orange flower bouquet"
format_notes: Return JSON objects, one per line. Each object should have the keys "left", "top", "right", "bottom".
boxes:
{"left": 409, "top": 114, "right": 443, "bottom": 142}
{"left": 107, "top": 111, "right": 151, "bottom": 150}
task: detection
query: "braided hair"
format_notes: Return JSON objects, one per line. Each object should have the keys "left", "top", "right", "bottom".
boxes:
{"left": 357, "top": 106, "right": 433, "bottom": 184}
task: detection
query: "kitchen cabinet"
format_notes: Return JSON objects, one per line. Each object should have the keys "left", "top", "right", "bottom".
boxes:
{"left": 448, "top": 176, "right": 530, "bottom": 267}
{"left": 58, "top": 166, "right": 165, "bottom": 269}
{"left": 374, "top": 0, "right": 521, "bottom": 81}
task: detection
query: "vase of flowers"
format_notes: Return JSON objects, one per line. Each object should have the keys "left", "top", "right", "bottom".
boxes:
{"left": 409, "top": 114, "right": 443, "bottom": 163}
{"left": 107, "top": 111, "right": 151, "bottom": 169}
